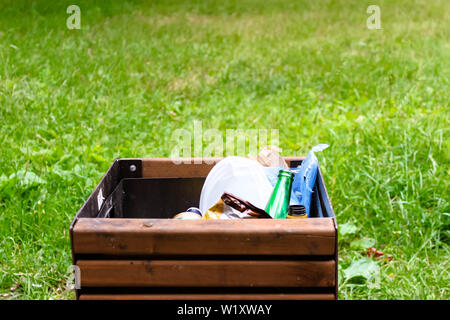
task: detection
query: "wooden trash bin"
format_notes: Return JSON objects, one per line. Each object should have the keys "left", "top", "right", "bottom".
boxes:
{"left": 70, "top": 157, "right": 337, "bottom": 300}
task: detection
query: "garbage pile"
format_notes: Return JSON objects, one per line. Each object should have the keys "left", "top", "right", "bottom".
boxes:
{"left": 173, "top": 144, "right": 328, "bottom": 220}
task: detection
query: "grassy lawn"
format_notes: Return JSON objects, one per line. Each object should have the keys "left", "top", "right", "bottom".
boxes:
{"left": 0, "top": 0, "right": 449, "bottom": 299}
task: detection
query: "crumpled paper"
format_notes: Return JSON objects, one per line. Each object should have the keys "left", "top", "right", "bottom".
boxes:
{"left": 253, "top": 146, "right": 288, "bottom": 168}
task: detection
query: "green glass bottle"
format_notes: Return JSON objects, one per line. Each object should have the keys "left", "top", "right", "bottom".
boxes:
{"left": 265, "top": 169, "right": 294, "bottom": 219}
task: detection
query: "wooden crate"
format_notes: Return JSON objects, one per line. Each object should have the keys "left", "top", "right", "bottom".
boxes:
{"left": 70, "top": 157, "right": 338, "bottom": 300}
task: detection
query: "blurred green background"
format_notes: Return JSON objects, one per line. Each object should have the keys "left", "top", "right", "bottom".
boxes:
{"left": 0, "top": 0, "right": 448, "bottom": 299}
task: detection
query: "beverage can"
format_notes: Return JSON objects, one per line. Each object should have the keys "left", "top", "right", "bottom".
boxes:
{"left": 173, "top": 207, "right": 203, "bottom": 219}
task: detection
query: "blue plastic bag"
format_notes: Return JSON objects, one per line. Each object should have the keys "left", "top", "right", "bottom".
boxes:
{"left": 291, "top": 144, "right": 328, "bottom": 217}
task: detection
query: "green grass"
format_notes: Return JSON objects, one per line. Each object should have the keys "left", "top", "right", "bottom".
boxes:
{"left": 0, "top": 0, "right": 449, "bottom": 299}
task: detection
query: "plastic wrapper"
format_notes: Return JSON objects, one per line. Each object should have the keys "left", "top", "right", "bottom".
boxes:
{"left": 222, "top": 192, "right": 271, "bottom": 218}
{"left": 203, "top": 192, "right": 271, "bottom": 219}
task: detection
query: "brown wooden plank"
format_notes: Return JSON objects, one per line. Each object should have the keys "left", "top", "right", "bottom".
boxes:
{"left": 141, "top": 158, "right": 221, "bottom": 178}
{"left": 77, "top": 260, "right": 335, "bottom": 287}
{"left": 139, "top": 157, "right": 305, "bottom": 178}
{"left": 73, "top": 218, "right": 336, "bottom": 256}
{"left": 79, "top": 293, "right": 335, "bottom": 300}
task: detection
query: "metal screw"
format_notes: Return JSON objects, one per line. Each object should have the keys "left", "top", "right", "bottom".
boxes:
{"left": 129, "top": 164, "right": 136, "bottom": 172}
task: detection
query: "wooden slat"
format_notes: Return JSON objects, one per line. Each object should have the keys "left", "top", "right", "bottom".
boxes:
{"left": 73, "top": 218, "right": 336, "bottom": 256}
{"left": 139, "top": 157, "right": 305, "bottom": 178}
{"left": 77, "top": 260, "right": 335, "bottom": 287}
{"left": 79, "top": 293, "right": 335, "bottom": 300}
{"left": 141, "top": 158, "right": 221, "bottom": 178}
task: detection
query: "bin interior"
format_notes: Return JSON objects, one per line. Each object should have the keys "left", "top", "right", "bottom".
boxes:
{"left": 98, "top": 176, "right": 329, "bottom": 219}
